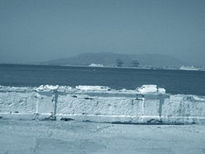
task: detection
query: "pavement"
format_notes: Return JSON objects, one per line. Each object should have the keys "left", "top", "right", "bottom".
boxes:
{"left": 0, "top": 120, "right": 205, "bottom": 154}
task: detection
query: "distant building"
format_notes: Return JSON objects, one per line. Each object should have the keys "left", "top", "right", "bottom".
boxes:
{"left": 179, "top": 65, "right": 200, "bottom": 71}
{"left": 89, "top": 63, "right": 104, "bottom": 67}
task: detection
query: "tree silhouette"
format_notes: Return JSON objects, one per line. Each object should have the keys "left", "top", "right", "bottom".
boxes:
{"left": 116, "top": 59, "right": 123, "bottom": 67}
{"left": 131, "top": 60, "right": 139, "bottom": 67}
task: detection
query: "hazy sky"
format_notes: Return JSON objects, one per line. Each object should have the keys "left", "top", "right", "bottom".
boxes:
{"left": 0, "top": 0, "right": 205, "bottom": 66}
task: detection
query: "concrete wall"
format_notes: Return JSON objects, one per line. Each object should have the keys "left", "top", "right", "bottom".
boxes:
{"left": 0, "top": 88, "right": 205, "bottom": 124}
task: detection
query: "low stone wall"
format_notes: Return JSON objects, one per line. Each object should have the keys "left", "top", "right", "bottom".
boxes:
{"left": 0, "top": 87, "right": 205, "bottom": 124}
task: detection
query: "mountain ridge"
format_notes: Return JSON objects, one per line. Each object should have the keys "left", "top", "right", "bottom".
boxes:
{"left": 41, "top": 52, "right": 188, "bottom": 68}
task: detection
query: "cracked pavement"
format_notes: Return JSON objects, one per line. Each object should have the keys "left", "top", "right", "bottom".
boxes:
{"left": 0, "top": 120, "right": 205, "bottom": 154}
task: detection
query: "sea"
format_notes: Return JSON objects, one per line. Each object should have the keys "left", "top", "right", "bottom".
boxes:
{"left": 0, "top": 64, "right": 205, "bottom": 96}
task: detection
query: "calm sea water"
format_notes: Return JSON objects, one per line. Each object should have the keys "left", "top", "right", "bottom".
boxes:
{"left": 0, "top": 64, "right": 205, "bottom": 95}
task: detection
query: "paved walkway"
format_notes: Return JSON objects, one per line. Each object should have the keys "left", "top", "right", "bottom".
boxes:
{"left": 0, "top": 120, "right": 205, "bottom": 154}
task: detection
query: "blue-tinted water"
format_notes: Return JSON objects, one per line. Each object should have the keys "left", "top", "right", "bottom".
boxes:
{"left": 0, "top": 64, "right": 205, "bottom": 95}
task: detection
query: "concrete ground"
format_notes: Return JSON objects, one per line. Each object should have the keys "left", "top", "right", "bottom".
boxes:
{"left": 0, "top": 120, "right": 205, "bottom": 154}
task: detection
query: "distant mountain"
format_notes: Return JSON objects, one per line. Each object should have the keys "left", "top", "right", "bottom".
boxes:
{"left": 41, "top": 52, "right": 188, "bottom": 68}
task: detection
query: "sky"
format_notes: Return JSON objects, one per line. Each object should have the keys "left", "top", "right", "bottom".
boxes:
{"left": 0, "top": 0, "right": 205, "bottom": 66}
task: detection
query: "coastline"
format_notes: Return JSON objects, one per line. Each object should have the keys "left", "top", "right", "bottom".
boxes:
{"left": 0, "top": 63, "right": 204, "bottom": 72}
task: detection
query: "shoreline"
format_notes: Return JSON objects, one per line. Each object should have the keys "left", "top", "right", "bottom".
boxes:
{"left": 0, "top": 63, "right": 204, "bottom": 72}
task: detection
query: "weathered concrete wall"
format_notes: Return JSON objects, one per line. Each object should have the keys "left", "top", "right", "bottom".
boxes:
{"left": 0, "top": 92, "right": 36, "bottom": 114}
{"left": 162, "top": 95, "right": 205, "bottom": 124}
{"left": 0, "top": 87, "right": 205, "bottom": 124}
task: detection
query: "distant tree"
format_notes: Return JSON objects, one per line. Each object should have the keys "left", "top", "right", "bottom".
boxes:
{"left": 116, "top": 59, "right": 124, "bottom": 67}
{"left": 131, "top": 60, "right": 139, "bottom": 67}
